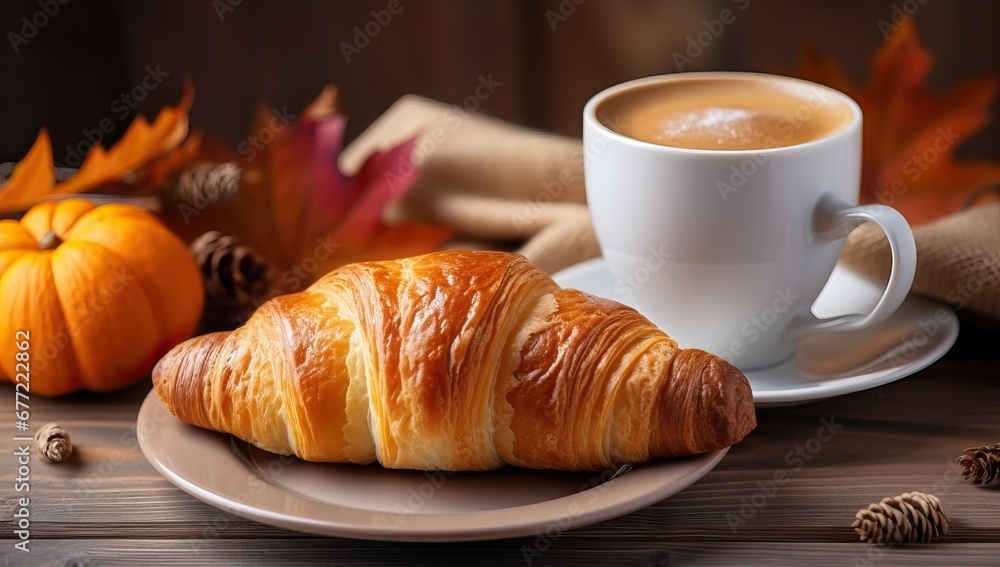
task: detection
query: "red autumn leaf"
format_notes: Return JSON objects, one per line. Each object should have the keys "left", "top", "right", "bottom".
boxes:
{"left": 797, "top": 20, "right": 1000, "bottom": 224}
{"left": 156, "top": 87, "right": 452, "bottom": 293}
{"left": 0, "top": 84, "right": 192, "bottom": 213}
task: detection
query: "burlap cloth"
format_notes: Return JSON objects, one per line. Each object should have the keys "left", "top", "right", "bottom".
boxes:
{"left": 342, "top": 96, "right": 1000, "bottom": 322}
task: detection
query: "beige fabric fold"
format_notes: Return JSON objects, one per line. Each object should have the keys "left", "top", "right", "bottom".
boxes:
{"left": 841, "top": 204, "right": 1000, "bottom": 320}
{"left": 343, "top": 96, "right": 1000, "bottom": 320}
{"left": 340, "top": 95, "right": 596, "bottom": 273}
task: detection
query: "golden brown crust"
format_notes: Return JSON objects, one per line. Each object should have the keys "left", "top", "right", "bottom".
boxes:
{"left": 152, "top": 250, "right": 756, "bottom": 471}
{"left": 153, "top": 331, "right": 226, "bottom": 431}
{"left": 649, "top": 349, "right": 757, "bottom": 457}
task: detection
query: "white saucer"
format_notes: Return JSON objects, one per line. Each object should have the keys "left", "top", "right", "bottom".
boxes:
{"left": 553, "top": 258, "right": 959, "bottom": 407}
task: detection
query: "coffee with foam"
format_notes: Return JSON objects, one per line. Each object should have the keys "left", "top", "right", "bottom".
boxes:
{"left": 596, "top": 77, "right": 853, "bottom": 150}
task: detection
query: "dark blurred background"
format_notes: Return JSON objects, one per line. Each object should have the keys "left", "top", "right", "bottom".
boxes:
{"left": 1, "top": 0, "right": 998, "bottom": 165}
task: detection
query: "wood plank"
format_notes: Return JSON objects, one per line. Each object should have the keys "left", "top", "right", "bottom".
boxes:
{"left": 0, "top": 336, "right": 997, "bottom": 564}
{"left": 7, "top": 540, "right": 1000, "bottom": 566}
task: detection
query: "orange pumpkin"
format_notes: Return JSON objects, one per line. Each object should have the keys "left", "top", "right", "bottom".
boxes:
{"left": 0, "top": 199, "right": 203, "bottom": 396}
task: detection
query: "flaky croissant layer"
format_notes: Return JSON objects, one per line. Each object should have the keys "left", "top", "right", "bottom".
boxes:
{"left": 153, "top": 250, "right": 755, "bottom": 471}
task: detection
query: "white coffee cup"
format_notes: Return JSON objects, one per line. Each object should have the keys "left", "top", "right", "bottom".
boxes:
{"left": 583, "top": 72, "right": 916, "bottom": 370}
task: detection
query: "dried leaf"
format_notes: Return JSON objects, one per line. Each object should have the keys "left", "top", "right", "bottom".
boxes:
{"left": 797, "top": 20, "right": 1000, "bottom": 224}
{"left": 0, "top": 130, "right": 56, "bottom": 211}
{"left": 0, "top": 84, "right": 192, "bottom": 212}
{"left": 156, "top": 88, "right": 451, "bottom": 292}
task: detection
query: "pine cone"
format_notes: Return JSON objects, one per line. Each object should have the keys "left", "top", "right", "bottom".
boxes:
{"left": 958, "top": 443, "right": 1000, "bottom": 485}
{"left": 170, "top": 162, "right": 242, "bottom": 208}
{"left": 34, "top": 423, "right": 73, "bottom": 463}
{"left": 852, "top": 492, "right": 948, "bottom": 544}
{"left": 190, "top": 231, "right": 272, "bottom": 307}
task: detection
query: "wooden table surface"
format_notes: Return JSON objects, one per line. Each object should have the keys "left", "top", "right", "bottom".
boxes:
{"left": 2, "top": 319, "right": 998, "bottom": 566}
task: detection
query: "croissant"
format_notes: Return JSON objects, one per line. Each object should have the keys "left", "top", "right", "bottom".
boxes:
{"left": 153, "top": 250, "right": 755, "bottom": 471}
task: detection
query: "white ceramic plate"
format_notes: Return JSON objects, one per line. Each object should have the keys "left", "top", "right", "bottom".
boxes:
{"left": 138, "top": 393, "right": 727, "bottom": 542}
{"left": 553, "top": 258, "right": 959, "bottom": 407}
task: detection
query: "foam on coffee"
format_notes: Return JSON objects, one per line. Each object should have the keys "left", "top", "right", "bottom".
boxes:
{"left": 596, "top": 77, "right": 853, "bottom": 150}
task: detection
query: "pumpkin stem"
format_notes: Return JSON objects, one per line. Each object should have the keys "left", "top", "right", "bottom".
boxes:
{"left": 38, "top": 230, "right": 63, "bottom": 250}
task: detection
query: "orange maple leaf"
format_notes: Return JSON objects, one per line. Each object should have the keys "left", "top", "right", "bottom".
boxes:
{"left": 797, "top": 20, "right": 1000, "bottom": 225}
{"left": 0, "top": 84, "right": 192, "bottom": 213}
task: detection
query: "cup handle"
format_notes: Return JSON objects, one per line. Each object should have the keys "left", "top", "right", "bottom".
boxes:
{"left": 786, "top": 195, "right": 917, "bottom": 339}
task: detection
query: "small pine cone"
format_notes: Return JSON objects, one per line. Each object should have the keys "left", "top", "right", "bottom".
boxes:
{"left": 34, "top": 423, "right": 73, "bottom": 463}
{"left": 852, "top": 492, "right": 948, "bottom": 544}
{"left": 958, "top": 443, "right": 1000, "bottom": 485}
{"left": 190, "top": 231, "right": 272, "bottom": 307}
{"left": 170, "top": 162, "right": 241, "bottom": 208}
